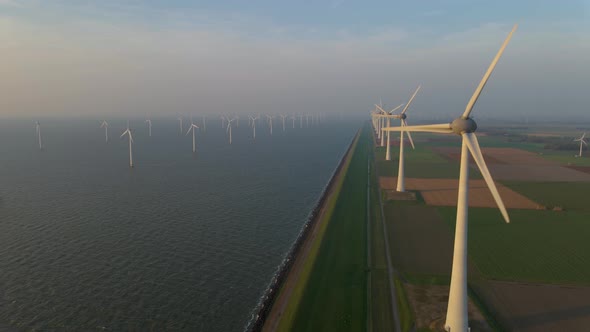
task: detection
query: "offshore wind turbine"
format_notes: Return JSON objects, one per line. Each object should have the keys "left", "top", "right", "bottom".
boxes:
{"left": 226, "top": 117, "right": 236, "bottom": 144}
{"left": 120, "top": 125, "right": 134, "bottom": 168}
{"left": 177, "top": 117, "right": 183, "bottom": 135}
{"left": 280, "top": 114, "right": 287, "bottom": 132}
{"left": 145, "top": 118, "right": 152, "bottom": 137}
{"left": 266, "top": 114, "right": 274, "bottom": 135}
{"left": 574, "top": 133, "right": 587, "bottom": 157}
{"left": 186, "top": 121, "right": 199, "bottom": 153}
{"left": 35, "top": 121, "right": 43, "bottom": 150}
{"left": 249, "top": 115, "right": 259, "bottom": 139}
{"left": 100, "top": 120, "right": 109, "bottom": 143}
{"left": 383, "top": 24, "right": 517, "bottom": 332}
{"left": 291, "top": 114, "right": 296, "bottom": 128}
{"left": 202, "top": 115, "right": 207, "bottom": 132}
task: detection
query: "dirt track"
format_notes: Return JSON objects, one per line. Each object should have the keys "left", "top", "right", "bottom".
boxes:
{"left": 380, "top": 177, "right": 541, "bottom": 209}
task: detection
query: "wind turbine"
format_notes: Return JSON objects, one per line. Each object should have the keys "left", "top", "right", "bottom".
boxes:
{"left": 226, "top": 117, "right": 236, "bottom": 144}
{"left": 280, "top": 114, "right": 287, "bottom": 132}
{"left": 177, "top": 117, "right": 183, "bottom": 135}
{"left": 291, "top": 114, "right": 296, "bottom": 128}
{"left": 186, "top": 121, "right": 199, "bottom": 152}
{"left": 100, "top": 120, "right": 109, "bottom": 143}
{"left": 249, "top": 115, "right": 259, "bottom": 139}
{"left": 35, "top": 121, "right": 43, "bottom": 150}
{"left": 120, "top": 125, "right": 134, "bottom": 168}
{"left": 383, "top": 24, "right": 516, "bottom": 332}
{"left": 299, "top": 114, "right": 303, "bottom": 128}
{"left": 574, "top": 133, "right": 587, "bottom": 157}
{"left": 266, "top": 114, "right": 274, "bottom": 135}
{"left": 376, "top": 102, "right": 406, "bottom": 162}
{"left": 202, "top": 115, "right": 207, "bottom": 132}
{"left": 145, "top": 118, "right": 152, "bottom": 137}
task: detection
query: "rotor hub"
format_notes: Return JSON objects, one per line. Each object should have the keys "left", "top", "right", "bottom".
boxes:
{"left": 451, "top": 117, "right": 477, "bottom": 135}
{"left": 399, "top": 113, "right": 407, "bottom": 120}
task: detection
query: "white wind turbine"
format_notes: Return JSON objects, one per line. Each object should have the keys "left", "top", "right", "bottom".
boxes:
{"left": 299, "top": 114, "right": 303, "bottom": 128}
{"left": 100, "top": 120, "right": 109, "bottom": 143}
{"left": 383, "top": 24, "right": 517, "bottom": 332}
{"left": 186, "top": 121, "right": 200, "bottom": 152}
{"left": 145, "top": 118, "right": 152, "bottom": 137}
{"left": 202, "top": 115, "right": 207, "bottom": 132}
{"left": 574, "top": 133, "right": 587, "bottom": 157}
{"left": 177, "top": 116, "right": 183, "bottom": 135}
{"left": 266, "top": 114, "right": 274, "bottom": 135}
{"left": 376, "top": 102, "right": 406, "bottom": 162}
{"left": 249, "top": 114, "right": 259, "bottom": 139}
{"left": 35, "top": 121, "right": 43, "bottom": 150}
{"left": 280, "top": 114, "right": 287, "bottom": 132}
{"left": 226, "top": 117, "right": 236, "bottom": 144}
{"left": 120, "top": 125, "right": 134, "bottom": 168}
{"left": 291, "top": 114, "right": 296, "bottom": 128}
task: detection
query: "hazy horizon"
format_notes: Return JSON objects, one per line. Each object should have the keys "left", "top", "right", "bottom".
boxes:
{"left": 1, "top": 1, "right": 589, "bottom": 118}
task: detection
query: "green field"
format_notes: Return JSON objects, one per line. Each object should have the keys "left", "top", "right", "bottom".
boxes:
{"left": 286, "top": 125, "right": 369, "bottom": 331}
{"left": 438, "top": 207, "right": 590, "bottom": 284}
{"left": 503, "top": 181, "right": 590, "bottom": 212}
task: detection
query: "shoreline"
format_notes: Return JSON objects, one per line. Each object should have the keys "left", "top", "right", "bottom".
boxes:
{"left": 244, "top": 129, "right": 361, "bottom": 332}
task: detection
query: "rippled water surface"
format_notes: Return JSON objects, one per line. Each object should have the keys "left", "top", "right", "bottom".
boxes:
{"left": 0, "top": 117, "right": 359, "bottom": 331}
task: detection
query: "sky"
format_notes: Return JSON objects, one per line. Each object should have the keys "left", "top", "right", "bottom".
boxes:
{"left": 0, "top": 0, "right": 589, "bottom": 119}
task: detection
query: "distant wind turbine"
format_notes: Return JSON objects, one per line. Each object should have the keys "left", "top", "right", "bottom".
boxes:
{"left": 299, "top": 114, "right": 303, "bottom": 128}
{"left": 249, "top": 115, "right": 259, "bottom": 139}
{"left": 227, "top": 117, "right": 236, "bottom": 144}
{"left": 383, "top": 24, "right": 517, "bottom": 332}
{"left": 376, "top": 102, "right": 405, "bottom": 162}
{"left": 379, "top": 85, "right": 420, "bottom": 192}
{"left": 177, "top": 117, "right": 183, "bottom": 135}
{"left": 120, "top": 125, "right": 134, "bottom": 168}
{"left": 100, "top": 120, "right": 109, "bottom": 143}
{"left": 280, "top": 114, "right": 287, "bottom": 132}
{"left": 35, "top": 121, "right": 43, "bottom": 150}
{"left": 202, "top": 115, "right": 207, "bottom": 132}
{"left": 574, "top": 133, "right": 587, "bottom": 157}
{"left": 186, "top": 121, "right": 200, "bottom": 153}
{"left": 145, "top": 118, "right": 152, "bottom": 137}
{"left": 266, "top": 114, "right": 274, "bottom": 135}
{"left": 291, "top": 114, "right": 296, "bottom": 128}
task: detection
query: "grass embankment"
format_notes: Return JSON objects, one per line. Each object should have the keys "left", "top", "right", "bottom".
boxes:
{"left": 276, "top": 126, "right": 368, "bottom": 331}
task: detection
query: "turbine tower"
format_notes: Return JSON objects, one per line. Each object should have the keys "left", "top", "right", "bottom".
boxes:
{"left": 120, "top": 125, "right": 134, "bottom": 168}
{"left": 100, "top": 120, "right": 109, "bottom": 143}
{"left": 574, "top": 133, "right": 587, "bottom": 157}
{"left": 383, "top": 24, "right": 517, "bottom": 332}
{"left": 145, "top": 118, "right": 152, "bottom": 137}
{"left": 202, "top": 115, "right": 207, "bottom": 132}
{"left": 186, "top": 121, "right": 199, "bottom": 152}
{"left": 291, "top": 114, "right": 296, "bottom": 128}
{"left": 35, "top": 121, "right": 43, "bottom": 150}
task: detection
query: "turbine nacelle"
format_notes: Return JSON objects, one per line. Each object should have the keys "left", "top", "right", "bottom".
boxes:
{"left": 451, "top": 117, "right": 477, "bottom": 135}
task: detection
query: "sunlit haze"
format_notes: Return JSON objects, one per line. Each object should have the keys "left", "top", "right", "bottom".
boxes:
{"left": 1, "top": 0, "right": 589, "bottom": 119}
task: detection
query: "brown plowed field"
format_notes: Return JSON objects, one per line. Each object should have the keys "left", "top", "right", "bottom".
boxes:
{"left": 485, "top": 281, "right": 590, "bottom": 332}
{"left": 380, "top": 177, "right": 541, "bottom": 209}
{"left": 432, "top": 147, "right": 590, "bottom": 182}
{"left": 566, "top": 165, "right": 590, "bottom": 174}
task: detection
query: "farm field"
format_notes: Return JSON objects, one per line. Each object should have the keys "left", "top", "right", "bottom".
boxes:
{"left": 503, "top": 181, "right": 590, "bottom": 212}
{"left": 380, "top": 177, "right": 540, "bottom": 209}
{"left": 438, "top": 207, "right": 590, "bottom": 284}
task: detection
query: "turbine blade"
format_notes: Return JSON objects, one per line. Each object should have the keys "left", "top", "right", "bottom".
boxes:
{"left": 375, "top": 104, "right": 387, "bottom": 114}
{"left": 583, "top": 140, "right": 588, "bottom": 146}
{"left": 462, "top": 24, "right": 517, "bottom": 119}
{"left": 389, "top": 103, "right": 405, "bottom": 114}
{"left": 402, "top": 119, "right": 416, "bottom": 149}
{"left": 383, "top": 123, "right": 453, "bottom": 134}
{"left": 129, "top": 133, "right": 134, "bottom": 143}
{"left": 120, "top": 130, "right": 128, "bottom": 138}
{"left": 186, "top": 127, "right": 192, "bottom": 135}
{"left": 463, "top": 132, "right": 510, "bottom": 223}
{"left": 400, "top": 85, "right": 421, "bottom": 115}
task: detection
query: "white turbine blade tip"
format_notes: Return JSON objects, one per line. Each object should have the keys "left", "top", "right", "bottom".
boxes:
{"left": 464, "top": 133, "right": 510, "bottom": 223}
